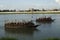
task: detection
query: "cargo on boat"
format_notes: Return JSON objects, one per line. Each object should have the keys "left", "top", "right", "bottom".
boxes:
{"left": 36, "top": 16, "right": 55, "bottom": 23}
{"left": 5, "top": 21, "right": 39, "bottom": 29}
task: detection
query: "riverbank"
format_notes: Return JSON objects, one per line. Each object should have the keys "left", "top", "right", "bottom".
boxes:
{"left": 0, "top": 37, "right": 17, "bottom": 40}
{"left": 0, "top": 11, "right": 60, "bottom": 14}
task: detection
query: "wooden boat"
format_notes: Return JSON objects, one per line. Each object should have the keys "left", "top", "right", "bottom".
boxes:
{"left": 36, "top": 16, "right": 55, "bottom": 23}
{"left": 5, "top": 21, "right": 39, "bottom": 29}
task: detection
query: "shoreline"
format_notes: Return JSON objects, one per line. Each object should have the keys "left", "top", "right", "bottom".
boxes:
{"left": 0, "top": 11, "right": 60, "bottom": 14}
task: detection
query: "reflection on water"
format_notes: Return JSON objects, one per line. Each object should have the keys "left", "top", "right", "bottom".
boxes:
{"left": 5, "top": 28, "right": 35, "bottom": 34}
{"left": 0, "top": 14, "right": 60, "bottom": 40}
{"left": 5, "top": 28, "right": 39, "bottom": 40}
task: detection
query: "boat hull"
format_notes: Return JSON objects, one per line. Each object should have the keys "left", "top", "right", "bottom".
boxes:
{"left": 5, "top": 23, "right": 38, "bottom": 29}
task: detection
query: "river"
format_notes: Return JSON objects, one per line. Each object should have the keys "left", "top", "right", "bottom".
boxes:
{"left": 0, "top": 14, "right": 60, "bottom": 40}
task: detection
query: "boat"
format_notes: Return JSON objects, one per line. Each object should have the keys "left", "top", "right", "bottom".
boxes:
{"left": 36, "top": 16, "right": 55, "bottom": 23}
{"left": 5, "top": 21, "right": 39, "bottom": 29}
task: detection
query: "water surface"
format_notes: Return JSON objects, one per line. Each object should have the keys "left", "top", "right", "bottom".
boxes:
{"left": 0, "top": 14, "right": 60, "bottom": 40}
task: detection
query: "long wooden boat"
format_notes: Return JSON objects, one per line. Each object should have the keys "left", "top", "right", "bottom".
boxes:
{"left": 5, "top": 21, "right": 39, "bottom": 29}
{"left": 36, "top": 16, "right": 55, "bottom": 23}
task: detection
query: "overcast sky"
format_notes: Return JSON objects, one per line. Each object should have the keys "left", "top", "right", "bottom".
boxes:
{"left": 0, "top": 0, "right": 60, "bottom": 10}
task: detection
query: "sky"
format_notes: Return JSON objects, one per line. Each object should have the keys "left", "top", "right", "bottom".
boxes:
{"left": 0, "top": 0, "right": 60, "bottom": 10}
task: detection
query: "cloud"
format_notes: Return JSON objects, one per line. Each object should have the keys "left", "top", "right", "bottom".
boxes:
{"left": 55, "top": 0, "right": 60, "bottom": 4}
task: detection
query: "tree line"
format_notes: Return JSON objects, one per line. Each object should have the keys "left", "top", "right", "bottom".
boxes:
{"left": 0, "top": 8, "right": 59, "bottom": 12}
{"left": 0, "top": 10, "right": 16, "bottom": 12}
